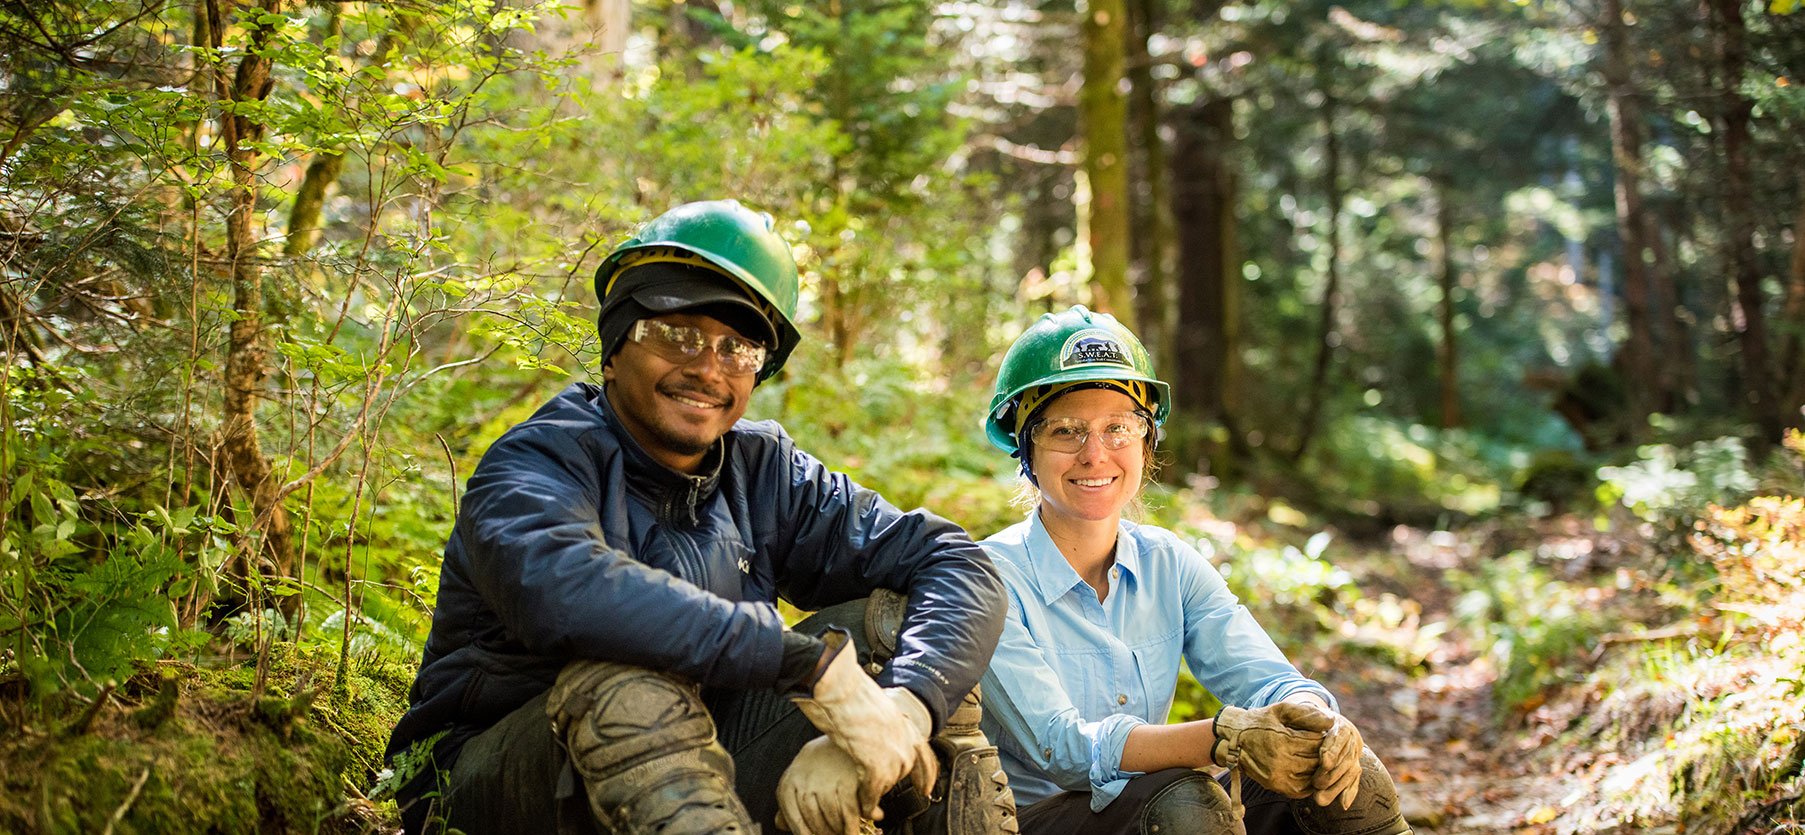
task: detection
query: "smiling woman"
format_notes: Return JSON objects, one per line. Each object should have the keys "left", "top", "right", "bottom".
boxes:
{"left": 973, "top": 306, "right": 1414, "bottom": 835}
{"left": 1030, "top": 389, "right": 1149, "bottom": 543}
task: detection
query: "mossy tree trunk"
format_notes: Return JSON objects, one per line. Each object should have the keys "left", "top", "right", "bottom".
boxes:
{"left": 1126, "top": 0, "right": 1173, "bottom": 364}
{"left": 1080, "top": 0, "right": 1133, "bottom": 328}
{"left": 213, "top": 0, "right": 300, "bottom": 618}
{"left": 284, "top": 151, "right": 343, "bottom": 259}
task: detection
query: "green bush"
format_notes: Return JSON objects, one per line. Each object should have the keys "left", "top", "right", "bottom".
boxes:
{"left": 1, "top": 384, "right": 214, "bottom": 701}
{"left": 752, "top": 350, "right": 1021, "bottom": 537}
{"left": 1597, "top": 436, "right": 1757, "bottom": 530}
{"left": 1452, "top": 549, "right": 1611, "bottom": 716}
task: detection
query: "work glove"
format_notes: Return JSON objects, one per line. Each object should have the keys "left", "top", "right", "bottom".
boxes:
{"left": 1211, "top": 702, "right": 1330, "bottom": 798}
{"left": 776, "top": 736, "right": 876, "bottom": 835}
{"left": 1290, "top": 702, "right": 1364, "bottom": 810}
{"left": 790, "top": 629, "right": 939, "bottom": 816}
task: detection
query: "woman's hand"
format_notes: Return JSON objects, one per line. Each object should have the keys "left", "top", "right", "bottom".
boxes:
{"left": 1211, "top": 702, "right": 1331, "bottom": 797}
{"left": 1308, "top": 707, "right": 1365, "bottom": 809}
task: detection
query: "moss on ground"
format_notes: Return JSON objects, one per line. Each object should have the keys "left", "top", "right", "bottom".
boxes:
{"left": 0, "top": 641, "right": 412, "bottom": 834}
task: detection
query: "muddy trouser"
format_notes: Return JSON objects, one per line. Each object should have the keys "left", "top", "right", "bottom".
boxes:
{"left": 1015, "top": 750, "right": 1411, "bottom": 835}
{"left": 438, "top": 592, "right": 1017, "bottom": 835}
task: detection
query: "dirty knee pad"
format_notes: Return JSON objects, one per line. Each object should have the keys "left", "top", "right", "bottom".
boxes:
{"left": 909, "top": 686, "right": 1019, "bottom": 835}
{"left": 1290, "top": 749, "right": 1411, "bottom": 835}
{"left": 1141, "top": 772, "right": 1245, "bottom": 835}
{"left": 546, "top": 661, "right": 756, "bottom": 835}
{"left": 799, "top": 592, "right": 1022, "bottom": 835}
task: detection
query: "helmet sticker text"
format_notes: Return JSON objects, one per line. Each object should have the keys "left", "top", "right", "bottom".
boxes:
{"left": 1059, "top": 329, "right": 1132, "bottom": 370}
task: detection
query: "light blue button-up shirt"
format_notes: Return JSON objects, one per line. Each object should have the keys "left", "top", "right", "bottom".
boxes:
{"left": 977, "top": 513, "right": 1334, "bottom": 811}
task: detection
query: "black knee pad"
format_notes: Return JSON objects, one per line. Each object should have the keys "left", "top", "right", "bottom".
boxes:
{"left": 546, "top": 661, "right": 757, "bottom": 835}
{"left": 1141, "top": 772, "right": 1245, "bottom": 835}
{"left": 1290, "top": 748, "right": 1411, "bottom": 835}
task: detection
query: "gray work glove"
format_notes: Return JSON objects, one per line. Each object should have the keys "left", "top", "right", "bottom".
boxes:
{"left": 790, "top": 630, "right": 939, "bottom": 816}
{"left": 1211, "top": 702, "right": 1330, "bottom": 798}
{"left": 775, "top": 736, "right": 877, "bottom": 835}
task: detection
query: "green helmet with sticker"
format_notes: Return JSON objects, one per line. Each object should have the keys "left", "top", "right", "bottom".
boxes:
{"left": 594, "top": 200, "right": 802, "bottom": 380}
{"left": 985, "top": 305, "right": 1171, "bottom": 455}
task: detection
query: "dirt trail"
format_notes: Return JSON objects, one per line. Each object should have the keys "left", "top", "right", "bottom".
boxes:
{"left": 1308, "top": 524, "right": 1587, "bottom": 834}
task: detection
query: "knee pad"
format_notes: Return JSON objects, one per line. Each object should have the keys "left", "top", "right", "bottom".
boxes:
{"left": 922, "top": 685, "right": 1020, "bottom": 834}
{"left": 1290, "top": 748, "right": 1412, "bottom": 835}
{"left": 861, "top": 590, "right": 1019, "bottom": 835}
{"left": 864, "top": 586, "right": 909, "bottom": 667}
{"left": 546, "top": 661, "right": 757, "bottom": 835}
{"left": 1141, "top": 773, "right": 1245, "bottom": 835}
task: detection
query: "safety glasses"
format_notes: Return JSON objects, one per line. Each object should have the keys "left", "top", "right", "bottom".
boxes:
{"left": 1029, "top": 412, "right": 1151, "bottom": 454}
{"left": 629, "top": 320, "right": 768, "bottom": 376}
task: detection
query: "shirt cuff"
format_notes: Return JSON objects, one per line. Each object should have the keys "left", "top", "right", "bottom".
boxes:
{"left": 1264, "top": 681, "right": 1338, "bottom": 713}
{"left": 1086, "top": 713, "right": 1147, "bottom": 811}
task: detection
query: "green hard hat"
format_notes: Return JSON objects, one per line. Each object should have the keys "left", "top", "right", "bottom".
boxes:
{"left": 985, "top": 305, "right": 1171, "bottom": 455}
{"left": 594, "top": 199, "right": 802, "bottom": 380}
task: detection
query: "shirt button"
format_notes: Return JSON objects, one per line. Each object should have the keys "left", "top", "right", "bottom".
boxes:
{"left": 1117, "top": 693, "right": 1128, "bottom": 705}
{"left": 1042, "top": 747, "right": 1053, "bottom": 758}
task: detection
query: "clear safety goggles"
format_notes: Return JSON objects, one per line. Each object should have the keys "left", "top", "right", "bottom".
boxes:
{"left": 630, "top": 320, "right": 768, "bottom": 376}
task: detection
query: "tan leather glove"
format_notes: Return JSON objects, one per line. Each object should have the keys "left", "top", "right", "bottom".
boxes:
{"left": 1294, "top": 703, "right": 1363, "bottom": 809}
{"left": 1211, "top": 702, "right": 1330, "bottom": 797}
{"left": 790, "top": 630, "right": 939, "bottom": 815}
{"left": 776, "top": 736, "right": 875, "bottom": 835}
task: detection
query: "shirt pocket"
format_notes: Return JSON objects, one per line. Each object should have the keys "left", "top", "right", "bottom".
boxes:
{"left": 1128, "top": 626, "right": 1183, "bottom": 720}
{"left": 1050, "top": 644, "right": 1112, "bottom": 715}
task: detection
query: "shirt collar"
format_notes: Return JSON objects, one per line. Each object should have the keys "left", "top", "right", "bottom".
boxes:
{"left": 1023, "top": 512, "right": 1143, "bottom": 605}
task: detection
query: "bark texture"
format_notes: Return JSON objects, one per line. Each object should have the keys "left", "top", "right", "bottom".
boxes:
{"left": 215, "top": 0, "right": 299, "bottom": 610}
{"left": 1081, "top": 0, "right": 1134, "bottom": 327}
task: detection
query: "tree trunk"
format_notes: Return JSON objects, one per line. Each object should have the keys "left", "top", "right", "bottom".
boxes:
{"left": 1126, "top": 0, "right": 1173, "bottom": 364}
{"left": 1784, "top": 175, "right": 1805, "bottom": 424}
{"left": 822, "top": 0, "right": 853, "bottom": 368}
{"left": 1435, "top": 181, "right": 1462, "bottom": 429}
{"left": 1655, "top": 200, "right": 1696, "bottom": 411}
{"left": 1292, "top": 75, "right": 1342, "bottom": 462}
{"left": 215, "top": 0, "right": 298, "bottom": 615}
{"left": 283, "top": 151, "right": 343, "bottom": 258}
{"left": 586, "top": 0, "right": 631, "bottom": 57}
{"left": 1600, "top": 0, "right": 1660, "bottom": 437}
{"left": 1170, "top": 97, "right": 1243, "bottom": 472}
{"left": 1707, "top": 0, "right": 1783, "bottom": 444}
{"left": 1080, "top": 0, "right": 1133, "bottom": 328}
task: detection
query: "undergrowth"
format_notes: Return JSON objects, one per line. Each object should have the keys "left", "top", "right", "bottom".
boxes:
{"left": 1507, "top": 432, "right": 1805, "bottom": 833}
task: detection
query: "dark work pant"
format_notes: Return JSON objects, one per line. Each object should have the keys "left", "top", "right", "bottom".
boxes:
{"left": 435, "top": 599, "right": 881, "bottom": 835}
{"left": 1016, "top": 768, "right": 1305, "bottom": 835}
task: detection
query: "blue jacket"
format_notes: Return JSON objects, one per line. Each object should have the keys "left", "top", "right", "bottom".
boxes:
{"left": 385, "top": 383, "right": 1005, "bottom": 786}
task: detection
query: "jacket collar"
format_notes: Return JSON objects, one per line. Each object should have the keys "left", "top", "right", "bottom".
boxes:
{"left": 593, "top": 385, "right": 723, "bottom": 527}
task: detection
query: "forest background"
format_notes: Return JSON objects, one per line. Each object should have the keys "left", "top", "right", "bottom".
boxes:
{"left": 2, "top": 0, "right": 1803, "bottom": 832}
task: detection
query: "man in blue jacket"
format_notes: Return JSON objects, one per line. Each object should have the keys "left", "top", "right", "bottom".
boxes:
{"left": 385, "top": 200, "right": 1012, "bottom": 835}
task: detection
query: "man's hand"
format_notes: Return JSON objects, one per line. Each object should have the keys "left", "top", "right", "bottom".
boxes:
{"left": 776, "top": 736, "right": 873, "bottom": 835}
{"left": 790, "top": 632, "right": 939, "bottom": 815}
{"left": 1211, "top": 702, "right": 1330, "bottom": 797}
